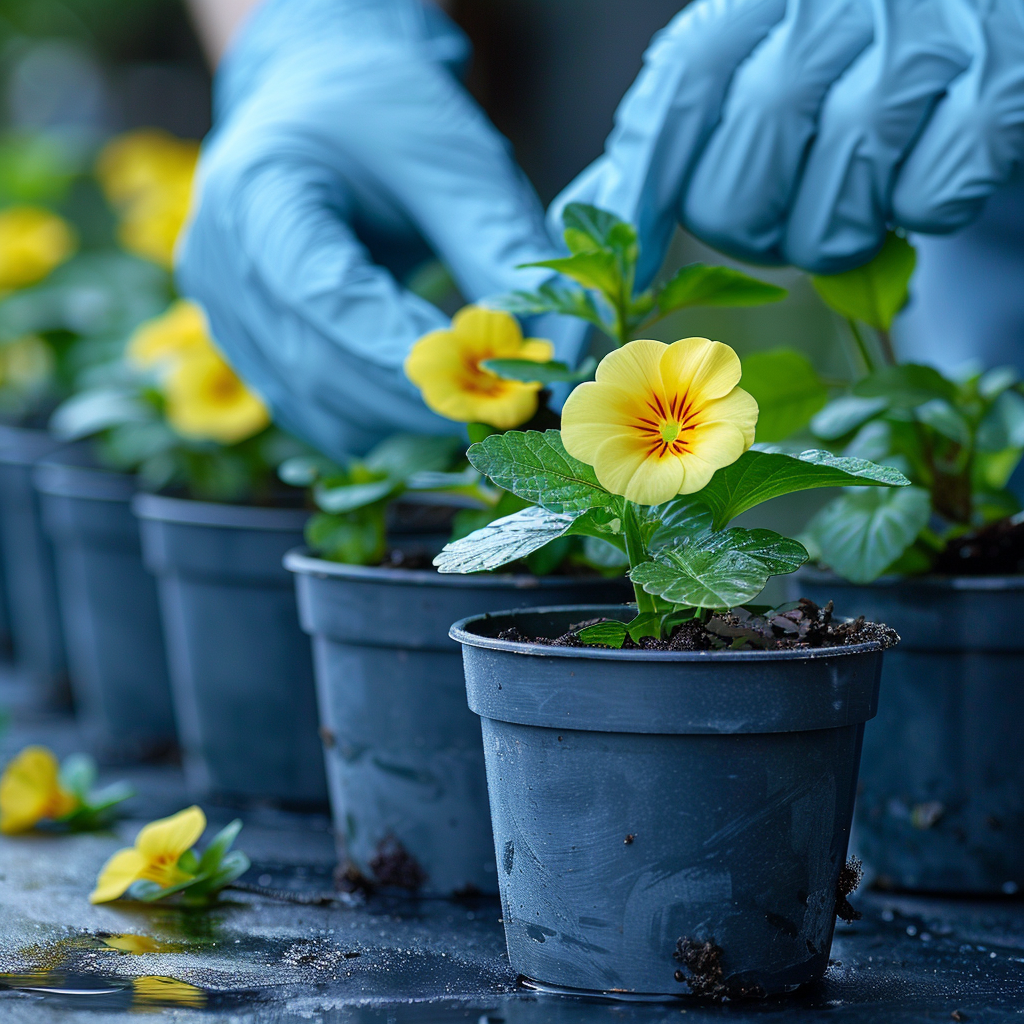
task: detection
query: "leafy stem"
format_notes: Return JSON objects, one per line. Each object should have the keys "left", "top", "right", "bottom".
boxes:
{"left": 622, "top": 501, "right": 657, "bottom": 615}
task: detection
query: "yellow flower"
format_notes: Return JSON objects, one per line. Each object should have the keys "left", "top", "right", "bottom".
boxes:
{"left": 0, "top": 335, "right": 54, "bottom": 390}
{"left": 127, "top": 299, "right": 212, "bottom": 370}
{"left": 96, "top": 130, "right": 199, "bottom": 269}
{"left": 90, "top": 806, "right": 206, "bottom": 904}
{"left": 561, "top": 337, "right": 758, "bottom": 506}
{"left": 0, "top": 747, "right": 77, "bottom": 834}
{"left": 0, "top": 206, "right": 76, "bottom": 291}
{"left": 404, "top": 306, "right": 554, "bottom": 429}
{"left": 165, "top": 348, "right": 270, "bottom": 445}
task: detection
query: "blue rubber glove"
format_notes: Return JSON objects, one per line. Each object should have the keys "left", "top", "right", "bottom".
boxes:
{"left": 555, "top": 0, "right": 1024, "bottom": 277}
{"left": 177, "top": 0, "right": 562, "bottom": 459}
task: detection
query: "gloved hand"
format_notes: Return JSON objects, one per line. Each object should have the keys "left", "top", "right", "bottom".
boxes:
{"left": 555, "top": 0, "right": 1024, "bottom": 278}
{"left": 177, "top": 0, "right": 563, "bottom": 459}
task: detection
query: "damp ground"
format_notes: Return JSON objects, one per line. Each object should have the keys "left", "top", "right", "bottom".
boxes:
{"left": 2, "top": 677, "right": 1023, "bottom": 1023}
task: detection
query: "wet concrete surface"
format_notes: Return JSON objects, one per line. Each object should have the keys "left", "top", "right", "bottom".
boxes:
{"left": 2, "top": 677, "right": 1024, "bottom": 1022}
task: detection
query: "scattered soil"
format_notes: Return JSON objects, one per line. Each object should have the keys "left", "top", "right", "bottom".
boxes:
{"left": 369, "top": 836, "right": 427, "bottom": 891}
{"left": 933, "top": 515, "right": 1024, "bottom": 576}
{"left": 674, "top": 938, "right": 726, "bottom": 998}
{"left": 497, "top": 599, "right": 900, "bottom": 652}
{"left": 835, "top": 856, "right": 864, "bottom": 924}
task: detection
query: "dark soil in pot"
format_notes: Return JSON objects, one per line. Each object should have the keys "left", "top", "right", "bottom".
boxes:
{"left": 286, "top": 549, "right": 631, "bottom": 897}
{"left": 134, "top": 494, "right": 327, "bottom": 807}
{"left": 0, "top": 426, "right": 69, "bottom": 706}
{"left": 451, "top": 605, "right": 892, "bottom": 997}
{"left": 34, "top": 451, "right": 176, "bottom": 763}
{"left": 796, "top": 569, "right": 1024, "bottom": 896}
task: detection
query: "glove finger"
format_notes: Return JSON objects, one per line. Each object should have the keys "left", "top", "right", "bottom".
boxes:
{"left": 179, "top": 151, "right": 455, "bottom": 460}
{"left": 551, "top": 0, "right": 787, "bottom": 287}
{"left": 682, "top": 0, "right": 874, "bottom": 265}
{"left": 783, "top": 0, "right": 971, "bottom": 272}
{"left": 892, "top": 0, "right": 1024, "bottom": 233}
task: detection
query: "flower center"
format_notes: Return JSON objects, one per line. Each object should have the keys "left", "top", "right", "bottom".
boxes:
{"left": 659, "top": 421, "right": 680, "bottom": 444}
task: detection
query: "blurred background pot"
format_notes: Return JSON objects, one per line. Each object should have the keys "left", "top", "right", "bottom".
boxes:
{"left": 0, "top": 425, "right": 69, "bottom": 706}
{"left": 798, "top": 570, "right": 1024, "bottom": 896}
{"left": 453, "top": 605, "right": 886, "bottom": 997}
{"left": 135, "top": 494, "right": 326, "bottom": 807}
{"left": 287, "top": 550, "right": 630, "bottom": 897}
{"left": 34, "top": 450, "right": 176, "bottom": 763}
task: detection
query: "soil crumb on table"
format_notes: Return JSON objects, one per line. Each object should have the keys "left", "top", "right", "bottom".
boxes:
{"left": 835, "top": 856, "right": 864, "bottom": 924}
{"left": 498, "top": 599, "right": 900, "bottom": 651}
{"left": 673, "top": 938, "right": 727, "bottom": 998}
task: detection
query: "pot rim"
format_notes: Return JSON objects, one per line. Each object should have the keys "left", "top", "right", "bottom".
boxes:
{"left": 451, "top": 604, "right": 891, "bottom": 662}
{"left": 34, "top": 458, "right": 135, "bottom": 503}
{"left": 798, "top": 565, "right": 1024, "bottom": 590}
{"left": 132, "top": 492, "right": 309, "bottom": 532}
{"left": 283, "top": 547, "right": 625, "bottom": 590}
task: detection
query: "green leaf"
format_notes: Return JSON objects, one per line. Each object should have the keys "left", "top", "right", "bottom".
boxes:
{"left": 978, "top": 366, "right": 1020, "bottom": 401}
{"left": 561, "top": 203, "right": 631, "bottom": 255}
{"left": 626, "top": 611, "right": 662, "bottom": 641}
{"left": 810, "top": 231, "right": 916, "bottom": 330}
{"left": 657, "top": 263, "right": 787, "bottom": 314}
{"left": 200, "top": 850, "right": 251, "bottom": 892}
{"left": 314, "top": 477, "right": 395, "bottom": 514}
{"left": 480, "top": 357, "right": 596, "bottom": 385}
{"left": 630, "top": 528, "right": 808, "bottom": 610}
{"left": 686, "top": 447, "right": 910, "bottom": 530}
{"left": 49, "top": 388, "right": 152, "bottom": 441}
{"left": 811, "top": 395, "right": 888, "bottom": 440}
{"left": 467, "top": 423, "right": 498, "bottom": 444}
{"left": 803, "top": 485, "right": 932, "bottom": 584}
{"left": 467, "top": 429, "right": 614, "bottom": 513}
{"left": 977, "top": 390, "right": 1024, "bottom": 452}
{"left": 178, "top": 849, "right": 200, "bottom": 874}
{"left": 915, "top": 399, "right": 970, "bottom": 446}
{"left": 974, "top": 448, "right": 1024, "bottom": 491}
{"left": 740, "top": 348, "right": 828, "bottom": 442}
{"left": 198, "top": 819, "right": 242, "bottom": 872}
{"left": 306, "top": 509, "right": 386, "bottom": 566}
{"left": 853, "top": 364, "right": 958, "bottom": 409}
{"left": 277, "top": 454, "right": 341, "bottom": 487}
{"left": 58, "top": 754, "right": 96, "bottom": 803}
{"left": 526, "top": 251, "right": 620, "bottom": 296}
{"left": 363, "top": 433, "right": 461, "bottom": 479}
{"left": 578, "top": 621, "right": 628, "bottom": 647}
{"left": 498, "top": 283, "right": 606, "bottom": 330}
{"left": 582, "top": 535, "right": 630, "bottom": 570}
{"left": 433, "top": 505, "right": 579, "bottom": 573}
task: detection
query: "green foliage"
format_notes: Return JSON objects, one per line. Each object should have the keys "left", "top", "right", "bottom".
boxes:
{"left": 57, "top": 753, "right": 133, "bottom": 831}
{"left": 497, "top": 203, "right": 786, "bottom": 355}
{"left": 437, "top": 428, "right": 906, "bottom": 633}
{"left": 740, "top": 348, "right": 828, "bottom": 442}
{"left": 129, "top": 819, "right": 251, "bottom": 906}
{"left": 479, "top": 356, "right": 596, "bottom": 385}
{"left": 811, "top": 232, "right": 916, "bottom": 333}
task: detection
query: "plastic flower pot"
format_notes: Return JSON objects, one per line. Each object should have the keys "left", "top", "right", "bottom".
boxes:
{"left": 797, "top": 570, "right": 1024, "bottom": 895}
{"left": 134, "top": 494, "right": 327, "bottom": 807}
{"left": 451, "top": 605, "right": 889, "bottom": 997}
{"left": 0, "top": 425, "right": 69, "bottom": 705}
{"left": 34, "top": 451, "right": 176, "bottom": 762}
{"left": 286, "top": 550, "right": 631, "bottom": 897}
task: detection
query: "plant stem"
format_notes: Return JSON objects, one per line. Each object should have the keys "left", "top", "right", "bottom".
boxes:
{"left": 876, "top": 327, "right": 897, "bottom": 367}
{"left": 845, "top": 318, "right": 877, "bottom": 375}
{"left": 622, "top": 502, "right": 657, "bottom": 614}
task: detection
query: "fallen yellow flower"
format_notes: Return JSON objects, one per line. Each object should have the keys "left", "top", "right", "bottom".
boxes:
{"left": 561, "top": 337, "right": 757, "bottom": 506}
{"left": 0, "top": 206, "right": 76, "bottom": 291}
{"left": 405, "top": 306, "right": 553, "bottom": 430}
{"left": 0, "top": 746, "right": 77, "bottom": 835}
{"left": 127, "top": 299, "right": 212, "bottom": 370}
{"left": 164, "top": 348, "right": 270, "bottom": 445}
{"left": 132, "top": 975, "right": 207, "bottom": 1008}
{"left": 90, "top": 805, "right": 206, "bottom": 904}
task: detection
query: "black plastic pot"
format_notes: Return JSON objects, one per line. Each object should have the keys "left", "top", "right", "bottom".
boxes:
{"left": 286, "top": 551, "right": 631, "bottom": 897}
{"left": 452, "top": 605, "right": 888, "bottom": 997}
{"left": 135, "top": 495, "right": 327, "bottom": 807}
{"left": 797, "top": 570, "right": 1024, "bottom": 895}
{"left": 34, "top": 453, "right": 176, "bottom": 762}
{"left": 0, "top": 425, "right": 68, "bottom": 704}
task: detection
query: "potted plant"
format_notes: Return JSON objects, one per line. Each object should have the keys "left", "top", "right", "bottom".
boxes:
{"left": 776, "top": 235, "right": 1024, "bottom": 895}
{"left": 59, "top": 292, "right": 325, "bottom": 806}
{"left": 441, "top": 331, "right": 904, "bottom": 997}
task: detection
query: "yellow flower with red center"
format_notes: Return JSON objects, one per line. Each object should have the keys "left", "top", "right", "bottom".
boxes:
{"left": 561, "top": 337, "right": 757, "bottom": 506}
{"left": 96, "top": 130, "right": 200, "bottom": 269}
{"left": 404, "top": 306, "right": 554, "bottom": 429}
{"left": 89, "top": 806, "right": 206, "bottom": 904}
{"left": 127, "top": 299, "right": 211, "bottom": 370}
{"left": 0, "top": 746, "right": 77, "bottom": 834}
{"left": 0, "top": 206, "right": 76, "bottom": 291}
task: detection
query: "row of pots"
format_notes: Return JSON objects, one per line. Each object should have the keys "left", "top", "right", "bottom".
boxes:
{"left": 1, "top": 422, "right": 1020, "bottom": 996}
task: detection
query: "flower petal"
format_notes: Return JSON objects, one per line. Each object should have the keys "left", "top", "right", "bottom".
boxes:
{"left": 592, "top": 435, "right": 686, "bottom": 505}
{"left": 519, "top": 339, "right": 555, "bottom": 363}
{"left": 90, "top": 848, "right": 147, "bottom": 904}
{"left": 660, "top": 337, "right": 742, "bottom": 405}
{"left": 0, "top": 746, "right": 63, "bottom": 834}
{"left": 594, "top": 338, "right": 667, "bottom": 395}
{"left": 561, "top": 381, "right": 651, "bottom": 464}
{"left": 136, "top": 806, "right": 206, "bottom": 861}
{"left": 695, "top": 387, "right": 759, "bottom": 449}
{"left": 451, "top": 306, "right": 523, "bottom": 357}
